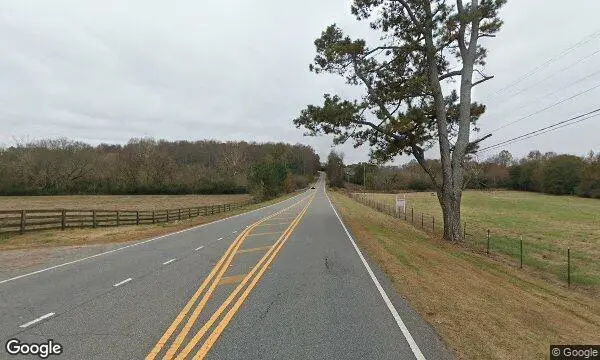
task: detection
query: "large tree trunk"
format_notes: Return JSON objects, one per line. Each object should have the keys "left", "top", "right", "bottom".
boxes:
{"left": 438, "top": 182, "right": 463, "bottom": 242}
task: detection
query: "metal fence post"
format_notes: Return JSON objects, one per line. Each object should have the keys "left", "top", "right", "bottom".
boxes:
{"left": 567, "top": 248, "right": 571, "bottom": 288}
{"left": 520, "top": 236, "right": 523, "bottom": 269}
{"left": 61, "top": 210, "right": 66, "bottom": 230}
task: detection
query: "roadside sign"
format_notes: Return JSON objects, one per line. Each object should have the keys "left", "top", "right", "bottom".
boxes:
{"left": 395, "top": 194, "right": 406, "bottom": 214}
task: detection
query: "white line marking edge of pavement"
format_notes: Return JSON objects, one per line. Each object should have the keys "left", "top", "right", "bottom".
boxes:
{"left": 0, "top": 191, "right": 308, "bottom": 286}
{"left": 324, "top": 189, "right": 426, "bottom": 360}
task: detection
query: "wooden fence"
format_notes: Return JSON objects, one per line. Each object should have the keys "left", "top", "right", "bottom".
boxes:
{"left": 0, "top": 199, "right": 255, "bottom": 235}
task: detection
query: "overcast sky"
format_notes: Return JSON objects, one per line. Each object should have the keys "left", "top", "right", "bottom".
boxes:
{"left": 1, "top": 1, "right": 600, "bottom": 164}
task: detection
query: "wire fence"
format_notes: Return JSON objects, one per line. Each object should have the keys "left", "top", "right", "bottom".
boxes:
{"left": 0, "top": 199, "right": 256, "bottom": 235}
{"left": 348, "top": 192, "right": 598, "bottom": 290}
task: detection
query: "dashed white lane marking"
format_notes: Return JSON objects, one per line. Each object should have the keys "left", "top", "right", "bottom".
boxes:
{"left": 195, "top": 246, "right": 204, "bottom": 251}
{"left": 162, "top": 258, "right": 176, "bottom": 265}
{"left": 232, "top": 230, "right": 237, "bottom": 234}
{"left": 20, "top": 312, "right": 55, "bottom": 328}
{"left": 217, "top": 237, "right": 223, "bottom": 241}
{"left": 113, "top": 278, "right": 133, "bottom": 287}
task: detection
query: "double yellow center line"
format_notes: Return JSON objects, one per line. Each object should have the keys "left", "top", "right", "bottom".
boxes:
{"left": 146, "top": 194, "right": 314, "bottom": 360}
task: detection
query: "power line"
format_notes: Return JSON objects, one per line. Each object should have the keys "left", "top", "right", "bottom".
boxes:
{"left": 488, "top": 81, "right": 600, "bottom": 133}
{"left": 486, "top": 28, "right": 600, "bottom": 99}
{"left": 496, "top": 67, "right": 600, "bottom": 118}
{"left": 479, "top": 108, "right": 600, "bottom": 153}
{"left": 490, "top": 48, "right": 600, "bottom": 107}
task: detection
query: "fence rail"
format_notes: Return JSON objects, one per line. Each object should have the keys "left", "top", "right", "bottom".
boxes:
{"left": 0, "top": 199, "right": 255, "bottom": 235}
{"left": 348, "top": 192, "right": 596, "bottom": 289}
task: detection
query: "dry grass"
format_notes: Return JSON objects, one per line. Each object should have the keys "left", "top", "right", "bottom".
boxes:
{"left": 329, "top": 191, "right": 600, "bottom": 360}
{"left": 0, "top": 193, "right": 296, "bottom": 251}
{"left": 357, "top": 190, "right": 600, "bottom": 287}
{"left": 0, "top": 194, "right": 251, "bottom": 211}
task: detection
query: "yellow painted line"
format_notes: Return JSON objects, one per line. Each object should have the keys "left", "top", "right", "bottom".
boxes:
{"left": 145, "top": 197, "right": 307, "bottom": 360}
{"left": 217, "top": 274, "right": 247, "bottom": 286}
{"left": 161, "top": 202, "right": 301, "bottom": 359}
{"left": 174, "top": 195, "right": 314, "bottom": 360}
{"left": 254, "top": 222, "right": 290, "bottom": 227}
{"left": 247, "top": 231, "right": 280, "bottom": 237}
{"left": 236, "top": 245, "right": 272, "bottom": 254}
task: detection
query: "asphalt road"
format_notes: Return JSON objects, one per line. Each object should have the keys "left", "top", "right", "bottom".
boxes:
{"left": 0, "top": 176, "right": 453, "bottom": 360}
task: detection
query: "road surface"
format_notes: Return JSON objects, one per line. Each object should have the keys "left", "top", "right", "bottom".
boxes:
{"left": 0, "top": 176, "right": 452, "bottom": 359}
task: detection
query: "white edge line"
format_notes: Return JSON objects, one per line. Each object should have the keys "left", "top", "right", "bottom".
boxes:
{"left": 324, "top": 189, "right": 426, "bottom": 360}
{"left": 194, "top": 246, "right": 204, "bottom": 251}
{"left": 19, "top": 312, "right": 55, "bottom": 328}
{"left": 162, "top": 258, "right": 176, "bottom": 265}
{"left": 113, "top": 277, "right": 133, "bottom": 287}
{"left": 0, "top": 191, "right": 307, "bottom": 286}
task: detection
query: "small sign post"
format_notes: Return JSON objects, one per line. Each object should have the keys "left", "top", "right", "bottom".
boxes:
{"left": 395, "top": 194, "right": 406, "bottom": 217}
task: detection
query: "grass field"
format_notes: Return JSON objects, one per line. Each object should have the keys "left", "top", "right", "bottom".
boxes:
{"left": 0, "top": 194, "right": 252, "bottom": 211}
{"left": 329, "top": 191, "right": 600, "bottom": 360}
{"left": 355, "top": 190, "right": 600, "bottom": 288}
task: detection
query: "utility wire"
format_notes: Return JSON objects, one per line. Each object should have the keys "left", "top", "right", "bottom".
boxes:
{"left": 490, "top": 67, "right": 600, "bottom": 120}
{"left": 479, "top": 108, "right": 600, "bottom": 153}
{"left": 488, "top": 81, "right": 600, "bottom": 133}
{"left": 486, "top": 28, "right": 600, "bottom": 99}
{"left": 491, "top": 48, "right": 600, "bottom": 107}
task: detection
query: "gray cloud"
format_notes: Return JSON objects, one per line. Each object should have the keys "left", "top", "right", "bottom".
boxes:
{"left": 1, "top": 0, "right": 600, "bottom": 164}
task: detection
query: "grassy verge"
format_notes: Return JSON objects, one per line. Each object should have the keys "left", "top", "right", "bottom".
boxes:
{"left": 329, "top": 190, "right": 600, "bottom": 360}
{"left": 0, "top": 192, "right": 299, "bottom": 251}
{"left": 355, "top": 190, "right": 600, "bottom": 288}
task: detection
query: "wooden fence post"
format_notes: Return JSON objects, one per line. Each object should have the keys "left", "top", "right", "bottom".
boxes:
{"left": 167, "top": 210, "right": 170, "bottom": 222}
{"left": 20, "top": 210, "right": 26, "bottom": 234}
{"left": 136, "top": 211, "right": 140, "bottom": 225}
{"left": 487, "top": 229, "right": 490, "bottom": 254}
{"left": 92, "top": 210, "right": 97, "bottom": 228}
{"left": 116, "top": 211, "right": 120, "bottom": 226}
{"left": 61, "top": 210, "right": 66, "bottom": 230}
{"left": 432, "top": 216, "right": 434, "bottom": 232}
{"left": 421, "top": 213, "right": 424, "bottom": 228}
{"left": 152, "top": 211, "right": 155, "bottom": 224}
{"left": 178, "top": 209, "right": 181, "bottom": 220}
{"left": 411, "top": 208, "right": 414, "bottom": 224}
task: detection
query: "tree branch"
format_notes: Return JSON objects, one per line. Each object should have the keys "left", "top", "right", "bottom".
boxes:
{"left": 473, "top": 75, "right": 494, "bottom": 87}
{"left": 438, "top": 70, "right": 462, "bottom": 81}
{"left": 394, "top": 0, "right": 420, "bottom": 25}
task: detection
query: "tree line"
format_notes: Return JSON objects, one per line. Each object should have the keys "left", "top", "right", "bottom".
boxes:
{"left": 0, "top": 138, "right": 320, "bottom": 200}
{"left": 342, "top": 149, "right": 600, "bottom": 199}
